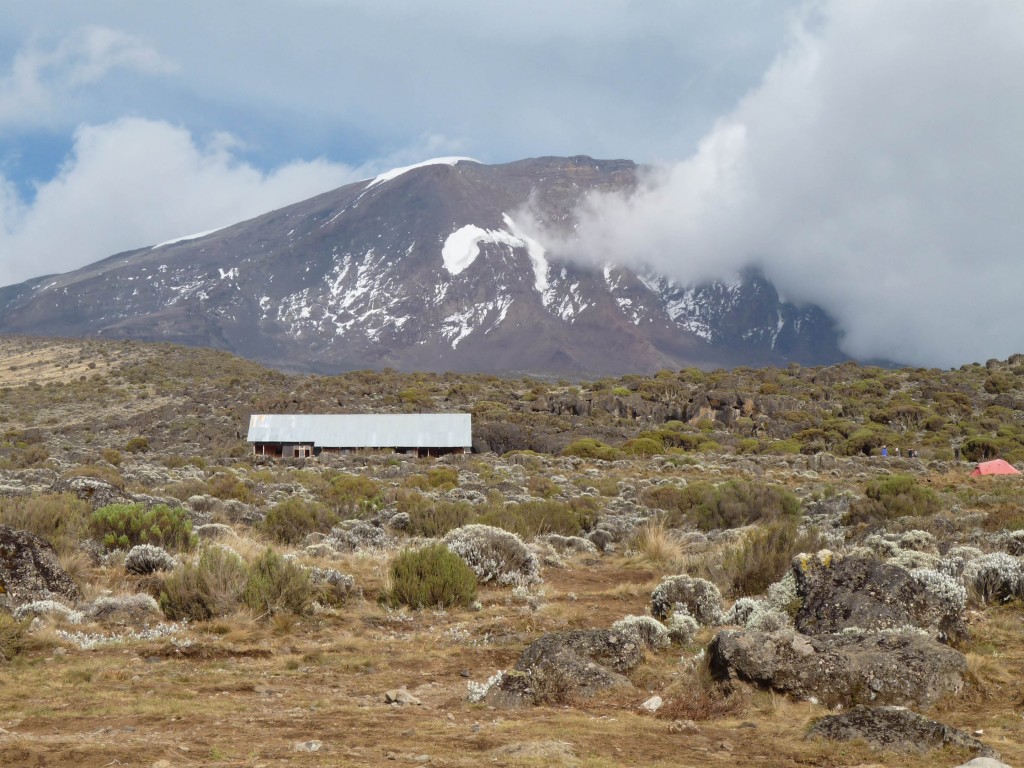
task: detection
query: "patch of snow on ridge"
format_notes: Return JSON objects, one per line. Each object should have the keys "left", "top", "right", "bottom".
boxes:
{"left": 442, "top": 225, "right": 520, "bottom": 276}
{"left": 501, "top": 214, "right": 549, "bottom": 294}
{"left": 365, "top": 157, "right": 479, "bottom": 189}
{"left": 151, "top": 228, "right": 222, "bottom": 249}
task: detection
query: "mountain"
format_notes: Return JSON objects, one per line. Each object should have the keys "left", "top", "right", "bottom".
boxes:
{"left": 0, "top": 156, "right": 846, "bottom": 375}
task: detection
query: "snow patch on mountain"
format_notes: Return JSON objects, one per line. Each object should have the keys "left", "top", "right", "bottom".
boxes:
{"left": 441, "top": 224, "right": 521, "bottom": 276}
{"left": 501, "top": 214, "right": 549, "bottom": 294}
{"left": 365, "top": 157, "right": 479, "bottom": 189}
{"left": 152, "top": 228, "right": 221, "bottom": 250}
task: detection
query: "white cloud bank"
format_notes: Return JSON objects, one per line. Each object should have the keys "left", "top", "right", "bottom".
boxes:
{"left": 0, "top": 25, "right": 176, "bottom": 126}
{"left": 551, "top": 0, "right": 1024, "bottom": 367}
{"left": 0, "top": 117, "right": 364, "bottom": 286}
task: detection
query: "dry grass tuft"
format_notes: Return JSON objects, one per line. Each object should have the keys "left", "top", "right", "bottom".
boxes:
{"left": 630, "top": 518, "right": 683, "bottom": 566}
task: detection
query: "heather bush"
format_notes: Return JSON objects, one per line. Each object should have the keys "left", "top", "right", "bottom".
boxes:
{"left": 159, "top": 545, "right": 249, "bottom": 621}
{"left": 318, "top": 472, "right": 383, "bottom": 518}
{"left": 404, "top": 466, "right": 459, "bottom": 492}
{"left": 664, "top": 610, "right": 700, "bottom": 645}
{"left": 476, "top": 498, "right": 597, "bottom": 539}
{"left": 383, "top": 543, "right": 478, "bottom": 609}
{"left": 90, "top": 503, "right": 197, "bottom": 551}
{"left": 561, "top": 438, "right": 619, "bottom": 461}
{"left": 845, "top": 475, "right": 941, "bottom": 525}
{"left": 443, "top": 524, "right": 541, "bottom": 586}
{"left": 722, "top": 520, "right": 823, "bottom": 597}
{"left": 397, "top": 492, "right": 477, "bottom": 538}
{"left": 260, "top": 498, "right": 338, "bottom": 544}
{"left": 206, "top": 471, "right": 254, "bottom": 503}
{"left": 242, "top": 549, "right": 313, "bottom": 616}
{"left": 644, "top": 480, "right": 800, "bottom": 531}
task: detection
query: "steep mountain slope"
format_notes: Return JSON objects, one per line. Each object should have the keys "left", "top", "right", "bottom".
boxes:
{"left": 0, "top": 156, "right": 845, "bottom": 374}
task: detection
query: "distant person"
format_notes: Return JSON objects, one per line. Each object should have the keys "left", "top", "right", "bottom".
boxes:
{"left": 881, "top": 445, "right": 888, "bottom": 457}
{"left": 895, "top": 447, "right": 901, "bottom": 457}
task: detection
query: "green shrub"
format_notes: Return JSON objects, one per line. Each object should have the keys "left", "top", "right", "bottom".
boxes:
{"left": 383, "top": 543, "right": 478, "bottom": 609}
{"left": 561, "top": 439, "right": 619, "bottom": 461}
{"left": 527, "top": 475, "right": 561, "bottom": 499}
{"left": 261, "top": 498, "right": 338, "bottom": 544}
{"left": 622, "top": 437, "right": 664, "bottom": 457}
{"left": 962, "top": 436, "right": 1000, "bottom": 463}
{"left": 101, "top": 448, "right": 123, "bottom": 466}
{"left": 844, "top": 475, "right": 941, "bottom": 525}
{"left": 206, "top": 471, "right": 254, "bottom": 503}
{"left": 318, "top": 472, "right": 383, "bottom": 518}
{"left": 90, "top": 503, "right": 197, "bottom": 551}
{"left": 476, "top": 498, "right": 597, "bottom": 538}
{"left": 159, "top": 546, "right": 248, "bottom": 621}
{"left": 242, "top": 549, "right": 312, "bottom": 616}
{"left": 404, "top": 466, "right": 460, "bottom": 492}
{"left": 0, "top": 493, "right": 91, "bottom": 555}
{"left": 643, "top": 480, "right": 800, "bottom": 531}
{"left": 125, "top": 436, "right": 150, "bottom": 453}
{"left": 399, "top": 493, "right": 477, "bottom": 538}
{"left": 63, "top": 464, "right": 124, "bottom": 489}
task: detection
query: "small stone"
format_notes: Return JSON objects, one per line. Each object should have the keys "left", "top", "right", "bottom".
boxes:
{"left": 640, "top": 695, "right": 663, "bottom": 713}
{"left": 459, "top": 669, "right": 471, "bottom": 678}
{"left": 668, "top": 719, "right": 699, "bottom": 734}
{"left": 719, "top": 740, "right": 734, "bottom": 753}
{"left": 293, "top": 740, "right": 322, "bottom": 752}
{"left": 384, "top": 688, "right": 422, "bottom": 706}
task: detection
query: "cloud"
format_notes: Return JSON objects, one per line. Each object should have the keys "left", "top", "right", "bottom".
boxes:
{"left": 0, "top": 117, "right": 364, "bottom": 286}
{"left": 548, "top": 0, "right": 1024, "bottom": 367}
{"left": 0, "top": 26, "right": 176, "bottom": 126}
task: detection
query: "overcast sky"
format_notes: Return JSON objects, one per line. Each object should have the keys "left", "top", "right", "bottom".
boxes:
{"left": 1, "top": 1, "right": 1022, "bottom": 367}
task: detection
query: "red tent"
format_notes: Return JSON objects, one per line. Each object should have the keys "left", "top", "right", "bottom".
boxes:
{"left": 970, "top": 459, "right": 1022, "bottom": 477}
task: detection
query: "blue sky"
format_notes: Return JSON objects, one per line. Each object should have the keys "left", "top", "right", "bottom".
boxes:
{"left": 2, "top": 1, "right": 1024, "bottom": 366}
{"left": 0, "top": 1, "right": 798, "bottom": 283}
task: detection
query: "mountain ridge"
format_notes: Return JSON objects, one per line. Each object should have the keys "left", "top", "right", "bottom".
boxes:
{"left": 0, "top": 155, "right": 846, "bottom": 375}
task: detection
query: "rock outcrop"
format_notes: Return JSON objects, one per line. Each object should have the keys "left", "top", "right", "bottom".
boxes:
{"left": 0, "top": 525, "right": 83, "bottom": 609}
{"left": 708, "top": 629, "right": 966, "bottom": 708}
{"left": 487, "top": 629, "right": 644, "bottom": 706}
{"left": 793, "top": 555, "right": 968, "bottom": 642}
{"left": 808, "top": 705, "right": 997, "bottom": 757}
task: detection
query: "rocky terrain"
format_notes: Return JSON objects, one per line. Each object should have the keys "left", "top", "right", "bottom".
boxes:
{"left": 0, "top": 156, "right": 845, "bottom": 375}
{"left": 0, "top": 335, "right": 1022, "bottom": 768}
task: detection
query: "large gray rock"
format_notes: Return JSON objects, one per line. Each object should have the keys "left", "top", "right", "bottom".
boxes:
{"left": 808, "top": 705, "right": 998, "bottom": 757}
{"left": 0, "top": 525, "right": 83, "bottom": 609}
{"left": 487, "top": 629, "right": 644, "bottom": 706}
{"left": 793, "top": 555, "right": 967, "bottom": 642}
{"left": 708, "top": 628, "right": 966, "bottom": 708}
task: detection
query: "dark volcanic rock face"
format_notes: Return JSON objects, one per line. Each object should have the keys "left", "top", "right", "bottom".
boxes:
{"left": 0, "top": 156, "right": 846, "bottom": 374}
{"left": 0, "top": 525, "right": 83, "bottom": 608}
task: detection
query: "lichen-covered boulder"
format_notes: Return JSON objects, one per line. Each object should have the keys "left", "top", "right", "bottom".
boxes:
{"left": 487, "top": 629, "right": 644, "bottom": 706}
{"left": 793, "top": 554, "right": 967, "bottom": 642}
{"left": 808, "top": 705, "right": 998, "bottom": 757}
{"left": 709, "top": 628, "right": 966, "bottom": 708}
{"left": 0, "top": 525, "right": 83, "bottom": 609}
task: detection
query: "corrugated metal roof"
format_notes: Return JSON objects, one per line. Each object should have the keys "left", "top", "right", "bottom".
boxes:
{"left": 247, "top": 413, "right": 472, "bottom": 449}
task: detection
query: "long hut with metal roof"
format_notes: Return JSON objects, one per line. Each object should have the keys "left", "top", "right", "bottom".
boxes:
{"left": 247, "top": 413, "right": 472, "bottom": 458}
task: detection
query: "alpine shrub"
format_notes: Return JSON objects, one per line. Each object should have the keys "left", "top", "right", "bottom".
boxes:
{"left": 383, "top": 543, "right": 477, "bottom": 609}
{"left": 242, "top": 549, "right": 312, "bottom": 616}
{"left": 90, "top": 503, "right": 196, "bottom": 551}
{"left": 650, "top": 576, "right": 724, "bottom": 624}
{"left": 159, "top": 546, "right": 248, "bottom": 621}
{"left": 845, "top": 475, "right": 941, "bottom": 525}
{"left": 260, "top": 498, "right": 338, "bottom": 544}
{"left": 124, "top": 543, "right": 177, "bottom": 574}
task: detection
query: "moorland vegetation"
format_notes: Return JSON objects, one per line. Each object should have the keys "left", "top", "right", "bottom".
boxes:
{"left": 0, "top": 335, "right": 1022, "bottom": 767}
